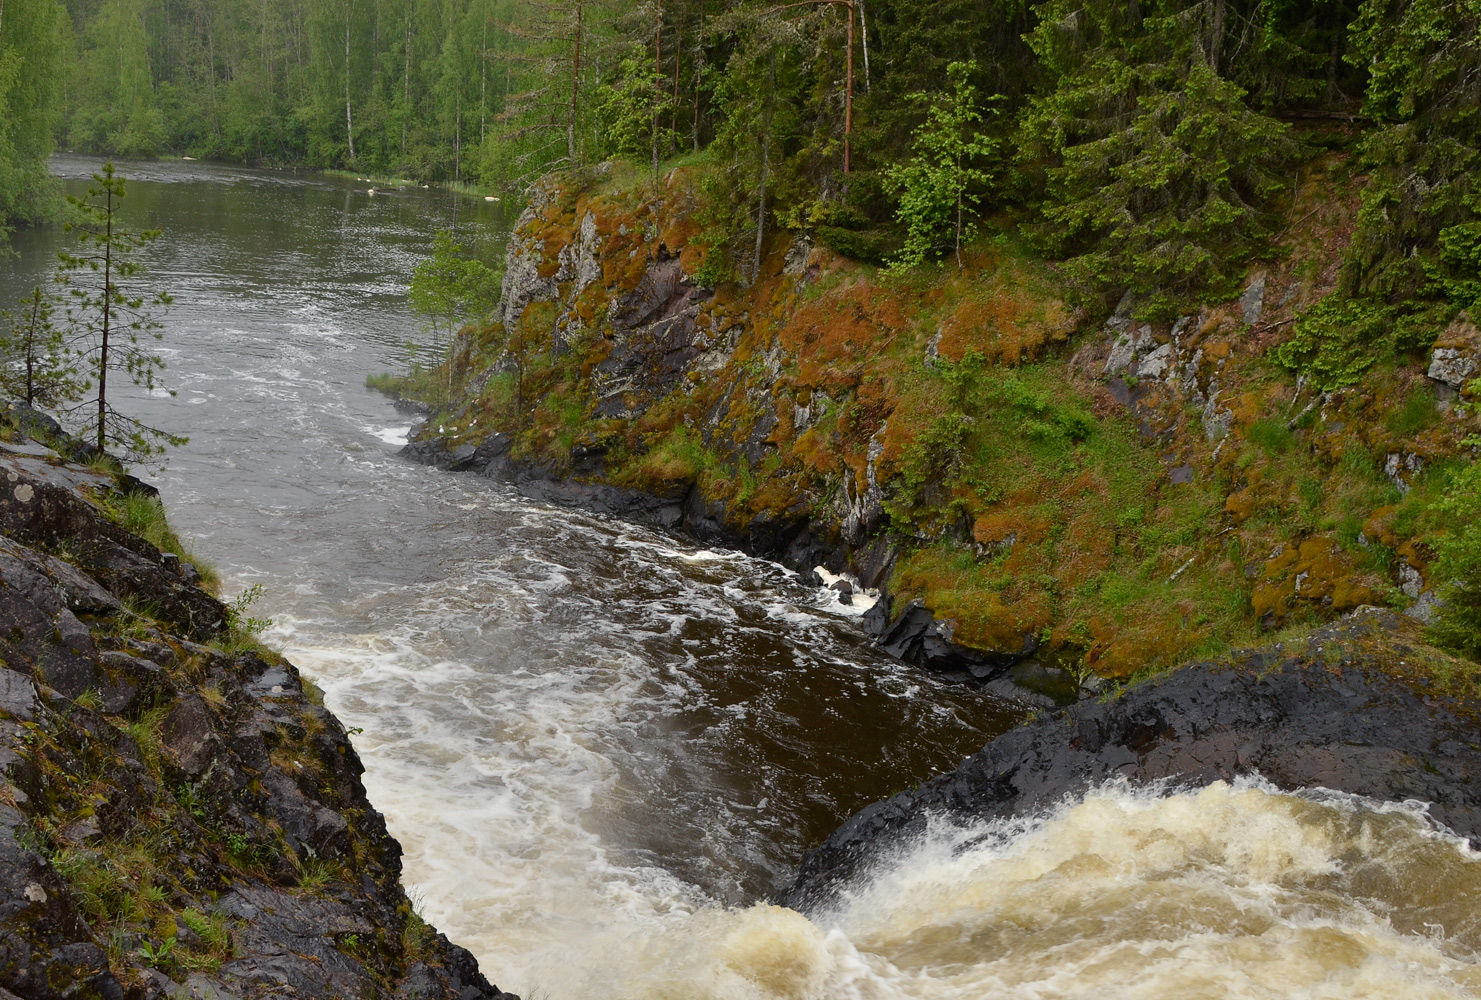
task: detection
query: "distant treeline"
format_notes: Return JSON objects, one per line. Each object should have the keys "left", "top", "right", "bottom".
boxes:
{"left": 2, "top": 1, "right": 1477, "bottom": 329}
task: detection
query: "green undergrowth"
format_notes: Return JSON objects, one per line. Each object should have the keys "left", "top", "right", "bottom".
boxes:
{"left": 99, "top": 491, "right": 221, "bottom": 594}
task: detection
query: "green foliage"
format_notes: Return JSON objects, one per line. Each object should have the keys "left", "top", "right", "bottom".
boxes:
{"left": 1428, "top": 452, "right": 1481, "bottom": 660}
{"left": 595, "top": 44, "right": 676, "bottom": 162}
{"left": 0, "top": 286, "right": 87, "bottom": 411}
{"left": 1343, "top": 0, "right": 1481, "bottom": 309}
{"left": 1021, "top": 4, "right": 1295, "bottom": 317}
{"left": 0, "top": 0, "right": 67, "bottom": 236}
{"left": 57, "top": 161, "right": 185, "bottom": 460}
{"left": 1272, "top": 295, "right": 1391, "bottom": 390}
{"left": 409, "top": 231, "right": 500, "bottom": 333}
{"left": 885, "top": 61, "right": 998, "bottom": 271}
{"left": 223, "top": 584, "right": 274, "bottom": 647}
{"left": 68, "top": 0, "right": 165, "bottom": 156}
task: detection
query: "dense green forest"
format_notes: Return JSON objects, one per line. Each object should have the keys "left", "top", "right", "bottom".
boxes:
{"left": 0, "top": 0, "right": 70, "bottom": 238}
{"left": 2, "top": 0, "right": 1478, "bottom": 334}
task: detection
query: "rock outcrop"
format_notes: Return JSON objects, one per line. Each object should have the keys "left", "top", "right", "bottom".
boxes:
{"left": 0, "top": 412, "right": 515, "bottom": 1000}
{"left": 783, "top": 609, "right": 1481, "bottom": 912}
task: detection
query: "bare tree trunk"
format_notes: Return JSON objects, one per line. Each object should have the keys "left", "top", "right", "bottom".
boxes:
{"left": 98, "top": 185, "right": 113, "bottom": 454}
{"left": 568, "top": 0, "right": 582, "bottom": 162}
{"left": 858, "top": 0, "right": 870, "bottom": 91}
{"left": 753, "top": 52, "right": 774, "bottom": 284}
{"left": 403, "top": 12, "right": 411, "bottom": 156}
{"left": 954, "top": 152, "right": 964, "bottom": 271}
{"left": 1210, "top": 0, "right": 1225, "bottom": 72}
{"left": 844, "top": 0, "right": 853, "bottom": 173}
{"left": 669, "top": 10, "right": 683, "bottom": 146}
{"left": 691, "top": 17, "right": 702, "bottom": 152}
{"left": 481, "top": 12, "right": 488, "bottom": 144}
{"left": 653, "top": 0, "right": 663, "bottom": 178}
{"left": 24, "top": 291, "right": 38, "bottom": 407}
{"left": 344, "top": 2, "right": 355, "bottom": 163}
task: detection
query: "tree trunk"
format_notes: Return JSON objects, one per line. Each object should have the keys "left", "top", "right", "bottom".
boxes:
{"left": 1210, "top": 0, "right": 1225, "bottom": 73}
{"left": 954, "top": 153, "right": 964, "bottom": 271}
{"left": 858, "top": 0, "right": 870, "bottom": 91}
{"left": 98, "top": 184, "right": 113, "bottom": 454}
{"left": 568, "top": 0, "right": 582, "bottom": 163}
{"left": 653, "top": 0, "right": 663, "bottom": 178}
{"left": 691, "top": 17, "right": 703, "bottom": 152}
{"left": 842, "top": 1, "right": 854, "bottom": 173}
{"left": 481, "top": 13, "right": 488, "bottom": 144}
{"left": 670, "top": 10, "right": 683, "bottom": 145}
{"left": 344, "top": 3, "right": 355, "bottom": 163}
{"left": 753, "top": 52, "right": 775, "bottom": 284}
{"left": 403, "top": 13, "right": 411, "bottom": 156}
{"left": 24, "top": 291, "right": 38, "bottom": 407}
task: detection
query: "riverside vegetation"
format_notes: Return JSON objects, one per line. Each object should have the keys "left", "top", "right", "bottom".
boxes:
{"left": 365, "top": 3, "right": 1481, "bottom": 684}
{"left": 0, "top": 405, "right": 518, "bottom": 1000}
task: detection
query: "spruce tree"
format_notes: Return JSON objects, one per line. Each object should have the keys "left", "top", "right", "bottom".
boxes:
{"left": 1019, "top": 0, "right": 1294, "bottom": 317}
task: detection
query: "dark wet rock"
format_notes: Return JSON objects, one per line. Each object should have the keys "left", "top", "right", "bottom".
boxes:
{"left": 783, "top": 609, "right": 1481, "bottom": 913}
{"left": 876, "top": 601, "right": 1035, "bottom": 679}
{"left": 0, "top": 419, "right": 517, "bottom": 1000}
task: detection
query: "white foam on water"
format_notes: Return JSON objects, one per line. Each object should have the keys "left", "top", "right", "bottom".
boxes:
{"left": 280, "top": 578, "right": 1481, "bottom": 1000}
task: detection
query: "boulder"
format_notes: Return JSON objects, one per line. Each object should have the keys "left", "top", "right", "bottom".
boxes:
{"left": 784, "top": 610, "right": 1481, "bottom": 912}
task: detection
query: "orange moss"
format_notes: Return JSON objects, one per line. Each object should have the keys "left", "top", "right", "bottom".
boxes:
{"left": 1055, "top": 513, "right": 1114, "bottom": 587}
{"left": 972, "top": 511, "right": 1051, "bottom": 547}
{"left": 934, "top": 292, "right": 1070, "bottom": 366}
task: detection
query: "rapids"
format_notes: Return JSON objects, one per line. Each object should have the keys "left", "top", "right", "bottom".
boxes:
{"left": 4, "top": 157, "right": 1480, "bottom": 999}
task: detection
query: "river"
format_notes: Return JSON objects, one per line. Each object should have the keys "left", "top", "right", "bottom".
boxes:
{"left": 5, "top": 156, "right": 1481, "bottom": 1000}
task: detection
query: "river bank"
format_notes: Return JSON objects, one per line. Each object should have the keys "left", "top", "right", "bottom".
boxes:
{"left": 398, "top": 160, "right": 1479, "bottom": 685}
{"left": 0, "top": 405, "right": 516, "bottom": 1000}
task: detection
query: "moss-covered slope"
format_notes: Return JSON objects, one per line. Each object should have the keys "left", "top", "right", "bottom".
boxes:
{"left": 401, "top": 155, "right": 1479, "bottom": 681}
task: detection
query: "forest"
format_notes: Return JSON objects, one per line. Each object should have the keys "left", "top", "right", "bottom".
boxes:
{"left": 0, "top": 1, "right": 1473, "bottom": 323}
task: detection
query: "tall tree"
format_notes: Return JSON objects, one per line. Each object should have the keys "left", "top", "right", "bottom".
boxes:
{"left": 56, "top": 161, "right": 185, "bottom": 459}
{"left": 0, "top": 0, "right": 68, "bottom": 237}
{"left": 1019, "top": 0, "right": 1294, "bottom": 316}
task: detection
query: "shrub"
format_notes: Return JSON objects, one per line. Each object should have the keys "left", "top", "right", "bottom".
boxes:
{"left": 1428, "top": 453, "right": 1481, "bottom": 661}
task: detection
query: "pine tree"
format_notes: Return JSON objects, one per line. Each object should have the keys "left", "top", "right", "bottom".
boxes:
{"left": 0, "top": 286, "right": 86, "bottom": 411}
{"left": 56, "top": 161, "right": 185, "bottom": 460}
{"left": 1343, "top": 0, "right": 1481, "bottom": 312}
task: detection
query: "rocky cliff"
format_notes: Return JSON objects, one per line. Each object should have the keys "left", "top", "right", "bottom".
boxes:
{"left": 400, "top": 157, "right": 1479, "bottom": 684}
{"left": 0, "top": 405, "right": 514, "bottom": 1000}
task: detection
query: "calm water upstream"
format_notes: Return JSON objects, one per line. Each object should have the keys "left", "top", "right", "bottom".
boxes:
{"left": 5, "top": 157, "right": 1481, "bottom": 1000}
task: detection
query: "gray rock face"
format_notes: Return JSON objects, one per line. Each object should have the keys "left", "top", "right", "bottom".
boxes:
{"left": 1104, "top": 324, "right": 1154, "bottom": 376}
{"left": 784, "top": 611, "right": 1481, "bottom": 913}
{"left": 592, "top": 256, "right": 713, "bottom": 418}
{"left": 1240, "top": 273, "right": 1266, "bottom": 326}
{"left": 1429, "top": 346, "right": 1478, "bottom": 390}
